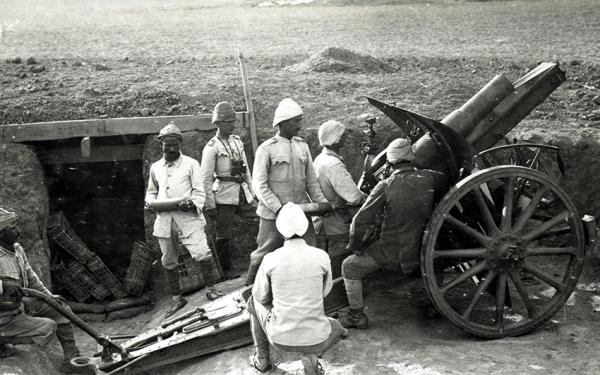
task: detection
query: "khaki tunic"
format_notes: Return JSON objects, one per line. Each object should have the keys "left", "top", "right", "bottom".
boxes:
{"left": 200, "top": 134, "right": 254, "bottom": 209}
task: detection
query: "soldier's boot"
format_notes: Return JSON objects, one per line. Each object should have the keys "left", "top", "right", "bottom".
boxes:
{"left": 339, "top": 308, "right": 369, "bottom": 330}
{"left": 244, "top": 262, "right": 260, "bottom": 286}
{"left": 198, "top": 256, "right": 225, "bottom": 301}
{"left": 164, "top": 267, "right": 187, "bottom": 318}
{"left": 216, "top": 239, "right": 239, "bottom": 280}
{"left": 339, "top": 278, "right": 369, "bottom": 329}
{"left": 56, "top": 323, "right": 81, "bottom": 373}
{"left": 302, "top": 354, "right": 325, "bottom": 375}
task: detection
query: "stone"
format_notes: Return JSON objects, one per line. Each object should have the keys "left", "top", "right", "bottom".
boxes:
{"left": 72, "top": 61, "right": 83, "bottom": 67}
{"left": 93, "top": 63, "right": 111, "bottom": 71}
{"left": 30, "top": 65, "right": 46, "bottom": 73}
{"left": 84, "top": 87, "right": 103, "bottom": 96}
{"left": 26, "top": 57, "right": 38, "bottom": 65}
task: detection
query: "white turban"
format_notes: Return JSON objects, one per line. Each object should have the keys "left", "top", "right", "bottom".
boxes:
{"left": 0, "top": 208, "right": 18, "bottom": 231}
{"left": 272, "top": 98, "right": 303, "bottom": 128}
{"left": 318, "top": 120, "right": 346, "bottom": 147}
{"left": 276, "top": 203, "right": 308, "bottom": 239}
{"left": 386, "top": 138, "right": 414, "bottom": 164}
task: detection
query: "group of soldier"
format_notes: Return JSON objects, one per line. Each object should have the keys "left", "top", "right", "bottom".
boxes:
{"left": 0, "top": 97, "right": 443, "bottom": 374}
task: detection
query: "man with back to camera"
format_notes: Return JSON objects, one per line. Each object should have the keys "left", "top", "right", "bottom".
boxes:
{"left": 247, "top": 202, "right": 347, "bottom": 374}
{"left": 339, "top": 138, "right": 446, "bottom": 329}
{"left": 146, "top": 121, "right": 224, "bottom": 318}
{"left": 245, "top": 98, "right": 328, "bottom": 285}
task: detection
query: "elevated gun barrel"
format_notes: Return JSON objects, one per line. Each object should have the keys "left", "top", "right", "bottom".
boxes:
{"left": 441, "top": 74, "right": 514, "bottom": 137}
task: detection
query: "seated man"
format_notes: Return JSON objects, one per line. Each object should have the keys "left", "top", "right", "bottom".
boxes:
{"left": 248, "top": 203, "right": 347, "bottom": 374}
{"left": 0, "top": 208, "right": 80, "bottom": 372}
{"left": 339, "top": 138, "right": 445, "bottom": 329}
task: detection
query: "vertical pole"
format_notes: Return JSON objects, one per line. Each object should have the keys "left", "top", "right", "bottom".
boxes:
{"left": 238, "top": 51, "right": 258, "bottom": 155}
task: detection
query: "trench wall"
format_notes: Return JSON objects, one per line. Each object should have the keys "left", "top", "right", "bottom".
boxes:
{"left": 0, "top": 143, "right": 51, "bottom": 286}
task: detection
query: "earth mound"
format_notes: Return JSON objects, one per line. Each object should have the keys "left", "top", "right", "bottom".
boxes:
{"left": 288, "top": 47, "right": 394, "bottom": 73}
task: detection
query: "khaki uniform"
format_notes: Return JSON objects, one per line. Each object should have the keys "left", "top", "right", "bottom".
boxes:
{"left": 200, "top": 135, "right": 254, "bottom": 210}
{"left": 245, "top": 134, "right": 327, "bottom": 285}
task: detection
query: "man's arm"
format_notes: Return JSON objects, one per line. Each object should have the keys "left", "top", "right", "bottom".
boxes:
{"left": 322, "top": 256, "right": 333, "bottom": 297}
{"left": 251, "top": 260, "right": 273, "bottom": 305}
{"left": 252, "top": 145, "right": 283, "bottom": 213}
{"left": 348, "top": 180, "right": 387, "bottom": 250}
{"left": 241, "top": 145, "right": 255, "bottom": 197}
{"left": 145, "top": 165, "right": 159, "bottom": 205}
{"left": 189, "top": 159, "right": 206, "bottom": 214}
{"left": 327, "top": 161, "right": 365, "bottom": 206}
{"left": 304, "top": 145, "right": 327, "bottom": 203}
{"left": 17, "top": 244, "right": 52, "bottom": 296}
{"left": 199, "top": 145, "right": 217, "bottom": 210}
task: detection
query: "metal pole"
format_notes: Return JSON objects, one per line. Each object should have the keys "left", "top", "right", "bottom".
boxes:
{"left": 238, "top": 51, "right": 258, "bottom": 154}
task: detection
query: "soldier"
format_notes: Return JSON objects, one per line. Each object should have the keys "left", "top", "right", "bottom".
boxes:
{"left": 248, "top": 203, "right": 347, "bottom": 374}
{"left": 245, "top": 98, "right": 328, "bottom": 285}
{"left": 146, "top": 122, "right": 224, "bottom": 318}
{"left": 339, "top": 138, "right": 445, "bottom": 329}
{"left": 200, "top": 102, "right": 256, "bottom": 279}
{"left": 0, "top": 208, "right": 80, "bottom": 373}
{"left": 313, "top": 120, "right": 365, "bottom": 247}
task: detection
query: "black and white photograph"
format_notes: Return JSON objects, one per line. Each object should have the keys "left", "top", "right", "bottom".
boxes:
{"left": 1, "top": 0, "right": 599, "bottom": 373}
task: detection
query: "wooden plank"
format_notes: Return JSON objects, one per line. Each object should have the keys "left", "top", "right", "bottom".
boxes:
{"left": 3, "top": 119, "right": 105, "bottom": 142}
{"left": 37, "top": 143, "right": 145, "bottom": 164}
{"left": 1, "top": 113, "right": 250, "bottom": 142}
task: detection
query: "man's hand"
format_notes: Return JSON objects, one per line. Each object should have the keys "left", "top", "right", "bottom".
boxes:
{"left": 178, "top": 200, "right": 196, "bottom": 212}
{"left": 204, "top": 208, "right": 217, "bottom": 219}
{"left": 1, "top": 280, "right": 23, "bottom": 300}
{"left": 346, "top": 237, "right": 364, "bottom": 257}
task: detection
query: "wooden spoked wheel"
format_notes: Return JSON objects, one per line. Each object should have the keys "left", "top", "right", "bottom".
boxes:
{"left": 421, "top": 166, "right": 585, "bottom": 338}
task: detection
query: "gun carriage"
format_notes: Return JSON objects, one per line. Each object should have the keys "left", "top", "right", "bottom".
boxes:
{"left": 22, "top": 62, "right": 595, "bottom": 373}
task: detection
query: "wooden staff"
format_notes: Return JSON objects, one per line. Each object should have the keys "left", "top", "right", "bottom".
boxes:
{"left": 238, "top": 51, "right": 258, "bottom": 155}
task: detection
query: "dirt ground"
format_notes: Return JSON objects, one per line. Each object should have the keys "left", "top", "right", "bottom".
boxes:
{"left": 2, "top": 0, "right": 600, "bottom": 374}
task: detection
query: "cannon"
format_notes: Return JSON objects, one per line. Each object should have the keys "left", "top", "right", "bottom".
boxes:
{"left": 358, "top": 62, "right": 592, "bottom": 338}
{"left": 25, "top": 62, "right": 595, "bottom": 373}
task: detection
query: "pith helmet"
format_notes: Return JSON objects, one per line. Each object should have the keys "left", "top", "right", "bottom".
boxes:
{"left": 212, "top": 102, "right": 236, "bottom": 124}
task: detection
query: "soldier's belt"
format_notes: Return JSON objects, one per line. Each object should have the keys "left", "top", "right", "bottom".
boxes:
{"left": 215, "top": 176, "right": 243, "bottom": 183}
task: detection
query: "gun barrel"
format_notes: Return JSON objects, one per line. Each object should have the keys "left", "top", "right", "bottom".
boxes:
{"left": 441, "top": 74, "right": 514, "bottom": 137}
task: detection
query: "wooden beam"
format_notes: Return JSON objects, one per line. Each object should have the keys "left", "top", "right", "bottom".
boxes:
{"left": 37, "top": 143, "right": 145, "bottom": 164}
{"left": 239, "top": 51, "right": 258, "bottom": 154}
{"left": 1, "top": 113, "right": 250, "bottom": 143}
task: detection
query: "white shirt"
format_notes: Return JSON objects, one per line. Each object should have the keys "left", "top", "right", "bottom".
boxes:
{"left": 145, "top": 154, "right": 206, "bottom": 238}
{"left": 252, "top": 238, "right": 332, "bottom": 346}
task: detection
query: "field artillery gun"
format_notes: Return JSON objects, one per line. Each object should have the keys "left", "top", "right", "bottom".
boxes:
{"left": 24, "top": 62, "right": 595, "bottom": 373}
{"left": 360, "top": 61, "right": 593, "bottom": 338}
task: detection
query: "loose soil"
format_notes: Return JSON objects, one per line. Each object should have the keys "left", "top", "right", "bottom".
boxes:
{"left": 1, "top": 0, "right": 600, "bottom": 374}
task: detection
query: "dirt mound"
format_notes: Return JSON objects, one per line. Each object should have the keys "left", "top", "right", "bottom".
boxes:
{"left": 288, "top": 47, "right": 394, "bottom": 73}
